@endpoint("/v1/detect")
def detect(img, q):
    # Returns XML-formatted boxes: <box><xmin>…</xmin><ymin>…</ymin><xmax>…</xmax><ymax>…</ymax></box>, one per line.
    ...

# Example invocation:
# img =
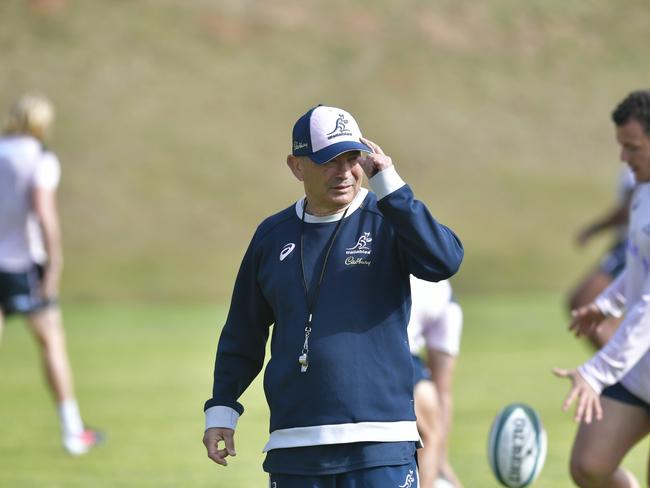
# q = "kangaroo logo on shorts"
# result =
<box><xmin>279</xmin><ymin>243</ymin><xmax>296</xmax><ymax>261</ymax></box>
<box><xmin>398</xmin><ymin>469</ymin><xmax>415</xmax><ymax>488</ymax></box>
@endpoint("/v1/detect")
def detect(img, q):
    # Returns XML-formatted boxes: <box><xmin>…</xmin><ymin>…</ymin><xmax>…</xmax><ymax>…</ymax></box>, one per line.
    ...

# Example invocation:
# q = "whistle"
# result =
<box><xmin>298</xmin><ymin>353</ymin><xmax>308</xmax><ymax>373</ymax></box>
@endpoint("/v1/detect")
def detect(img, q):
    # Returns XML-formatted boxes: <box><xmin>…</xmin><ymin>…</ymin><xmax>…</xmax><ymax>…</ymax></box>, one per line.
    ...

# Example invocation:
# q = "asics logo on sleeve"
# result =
<box><xmin>279</xmin><ymin>243</ymin><xmax>296</xmax><ymax>261</ymax></box>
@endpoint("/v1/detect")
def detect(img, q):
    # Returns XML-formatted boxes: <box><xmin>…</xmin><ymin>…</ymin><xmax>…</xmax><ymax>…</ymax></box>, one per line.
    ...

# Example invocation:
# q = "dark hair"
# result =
<box><xmin>611</xmin><ymin>90</ymin><xmax>650</xmax><ymax>136</ymax></box>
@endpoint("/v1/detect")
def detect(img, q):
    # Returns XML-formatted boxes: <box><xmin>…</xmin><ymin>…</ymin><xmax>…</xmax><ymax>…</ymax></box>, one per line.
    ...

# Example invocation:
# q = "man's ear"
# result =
<box><xmin>287</xmin><ymin>155</ymin><xmax>304</xmax><ymax>182</ymax></box>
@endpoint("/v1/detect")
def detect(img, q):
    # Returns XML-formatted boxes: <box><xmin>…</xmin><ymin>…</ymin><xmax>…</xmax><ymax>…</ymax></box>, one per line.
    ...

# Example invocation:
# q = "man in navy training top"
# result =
<box><xmin>202</xmin><ymin>104</ymin><xmax>464</xmax><ymax>487</ymax></box>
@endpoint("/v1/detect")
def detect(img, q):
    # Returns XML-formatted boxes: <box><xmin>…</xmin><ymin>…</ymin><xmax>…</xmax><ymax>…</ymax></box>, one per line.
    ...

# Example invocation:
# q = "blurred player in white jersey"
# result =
<box><xmin>0</xmin><ymin>93</ymin><xmax>102</xmax><ymax>455</ymax></box>
<box><xmin>408</xmin><ymin>276</ymin><xmax>463</xmax><ymax>488</ymax></box>
<box><xmin>555</xmin><ymin>90</ymin><xmax>650</xmax><ymax>488</ymax></box>
<box><xmin>567</xmin><ymin>166</ymin><xmax>635</xmax><ymax>348</ymax></box>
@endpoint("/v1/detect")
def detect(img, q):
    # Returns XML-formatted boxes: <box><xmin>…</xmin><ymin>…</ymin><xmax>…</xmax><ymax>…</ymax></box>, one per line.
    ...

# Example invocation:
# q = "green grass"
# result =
<box><xmin>0</xmin><ymin>295</ymin><xmax>646</xmax><ymax>487</ymax></box>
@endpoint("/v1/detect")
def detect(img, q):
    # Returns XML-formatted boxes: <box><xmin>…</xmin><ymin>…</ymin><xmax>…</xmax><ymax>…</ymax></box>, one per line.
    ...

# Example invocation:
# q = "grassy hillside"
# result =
<box><xmin>1</xmin><ymin>0</ymin><xmax>650</xmax><ymax>300</ymax></box>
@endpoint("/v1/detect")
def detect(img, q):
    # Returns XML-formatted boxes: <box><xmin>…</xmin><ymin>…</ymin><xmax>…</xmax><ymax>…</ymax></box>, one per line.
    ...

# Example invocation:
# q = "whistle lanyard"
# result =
<box><xmin>298</xmin><ymin>199</ymin><xmax>350</xmax><ymax>373</ymax></box>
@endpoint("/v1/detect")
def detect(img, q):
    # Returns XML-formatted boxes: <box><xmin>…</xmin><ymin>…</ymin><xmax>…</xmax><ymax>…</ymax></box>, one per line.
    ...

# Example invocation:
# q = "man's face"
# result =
<box><xmin>616</xmin><ymin>119</ymin><xmax>650</xmax><ymax>182</ymax></box>
<box><xmin>288</xmin><ymin>151</ymin><xmax>364</xmax><ymax>215</ymax></box>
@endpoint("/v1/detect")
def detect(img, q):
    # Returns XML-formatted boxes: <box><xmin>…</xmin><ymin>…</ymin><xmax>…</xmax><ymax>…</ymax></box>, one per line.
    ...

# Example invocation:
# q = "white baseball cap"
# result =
<box><xmin>292</xmin><ymin>105</ymin><xmax>372</xmax><ymax>164</ymax></box>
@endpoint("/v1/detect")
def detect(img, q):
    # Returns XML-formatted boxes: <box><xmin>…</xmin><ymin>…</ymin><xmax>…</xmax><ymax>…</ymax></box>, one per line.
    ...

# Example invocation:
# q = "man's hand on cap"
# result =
<box><xmin>358</xmin><ymin>137</ymin><xmax>393</xmax><ymax>178</ymax></box>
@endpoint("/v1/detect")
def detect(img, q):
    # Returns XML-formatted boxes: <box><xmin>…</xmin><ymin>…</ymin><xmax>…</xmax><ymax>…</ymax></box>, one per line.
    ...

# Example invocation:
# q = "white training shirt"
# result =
<box><xmin>580</xmin><ymin>182</ymin><xmax>650</xmax><ymax>403</ymax></box>
<box><xmin>614</xmin><ymin>167</ymin><xmax>636</xmax><ymax>240</ymax></box>
<box><xmin>0</xmin><ymin>135</ymin><xmax>61</xmax><ymax>272</ymax></box>
<box><xmin>407</xmin><ymin>276</ymin><xmax>452</xmax><ymax>354</ymax></box>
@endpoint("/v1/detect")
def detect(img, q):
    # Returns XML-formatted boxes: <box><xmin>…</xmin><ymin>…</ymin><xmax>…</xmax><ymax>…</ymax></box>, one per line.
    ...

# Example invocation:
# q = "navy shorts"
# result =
<box><xmin>269</xmin><ymin>457</ymin><xmax>418</xmax><ymax>488</ymax></box>
<box><xmin>602</xmin><ymin>383</ymin><xmax>650</xmax><ymax>416</ymax></box>
<box><xmin>0</xmin><ymin>265</ymin><xmax>54</xmax><ymax>316</ymax></box>
<box><xmin>411</xmin><ymin>354</ymin><xmax>431</xmax><ymax>387</ymax></box>
<box><xmin>599</xmin><ymin>240</ymin><xmax>627</xmax><ymax>278</ymax></box>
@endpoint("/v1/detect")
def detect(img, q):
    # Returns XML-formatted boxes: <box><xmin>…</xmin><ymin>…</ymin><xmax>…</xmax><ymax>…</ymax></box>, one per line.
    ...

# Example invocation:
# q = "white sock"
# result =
<box><xmin>58</xmin><ymin>399</ymin><xmax>84</xmax><ymax>437</ymax></box>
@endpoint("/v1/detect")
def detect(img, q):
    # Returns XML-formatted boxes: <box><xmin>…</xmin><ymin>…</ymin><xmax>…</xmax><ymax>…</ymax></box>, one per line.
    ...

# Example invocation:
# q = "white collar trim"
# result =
<box><xmin>294</xmin><ymin>188</ymin><xmax>368</xmax><ymax>223</ymax></box>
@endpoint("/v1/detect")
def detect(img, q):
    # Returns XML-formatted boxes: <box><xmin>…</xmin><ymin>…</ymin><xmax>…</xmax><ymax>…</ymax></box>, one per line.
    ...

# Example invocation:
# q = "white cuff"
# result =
<box><xmin>595</xmin><ymin>296</ymin><xmax>624</xmax><ymax>318</ymax></box>
<box><xmin>576</xmin><ymin>365</ymin><xmax>605</xmax><ymax>395</ymax></box>
<box><xmin>369</xmin><ymin>166</ymin><xmax>405</xmax><ymax>200</ymax></box>
<box><xmin>205</xmin><ymin>406</ymin><xmax>240</xmax><ymax>431</ymax></box>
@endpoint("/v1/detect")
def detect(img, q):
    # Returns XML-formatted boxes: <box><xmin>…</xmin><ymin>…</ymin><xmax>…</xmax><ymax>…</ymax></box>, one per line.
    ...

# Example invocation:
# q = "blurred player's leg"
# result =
<box><xmin>414</xmin><ymin>378</ymin><xmax>440</xmax><ymax>488</ymax></box>
<box><xmin>27</xmin><ymin>307</ymin><xmax>74</xmax><ymax>402</ymax></box>
<box><xmin>26</xmin><ymin>306</ymin><xmax>102</xmax><ymax>455</ymax></box>
<box><xmin>0</xmin><ymin>311</ymin><xmax>4</xmax><ymax>345</ymax></box>
<box><xmin>427</xmin><ymin>349</ymin><xmax>462</xmax><ymax>488</ymax></box>
<box><xmin>570</xmin><ymin>396</ymin><xmax>649</xmax><ymax>487</ymax></box>
<box><xmin>425</xmin><ymin>301</ymin><xmax>463</xmax><ymax>488</ymax></box>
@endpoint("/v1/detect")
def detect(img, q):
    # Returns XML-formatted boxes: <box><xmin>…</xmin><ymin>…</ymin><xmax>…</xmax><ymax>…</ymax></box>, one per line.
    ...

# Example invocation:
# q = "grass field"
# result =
<box><xmin>0</xmin><ymin>294</ymin><xmax>646</xmax><ymax>487</ymax></box>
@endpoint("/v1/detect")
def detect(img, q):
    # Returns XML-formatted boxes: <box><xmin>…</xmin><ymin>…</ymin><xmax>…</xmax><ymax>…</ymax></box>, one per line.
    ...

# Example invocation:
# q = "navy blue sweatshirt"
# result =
<box><xmin>205</xmin><ymin>168</ymin><xmax>463</xmax><ymax>454</ymax></box>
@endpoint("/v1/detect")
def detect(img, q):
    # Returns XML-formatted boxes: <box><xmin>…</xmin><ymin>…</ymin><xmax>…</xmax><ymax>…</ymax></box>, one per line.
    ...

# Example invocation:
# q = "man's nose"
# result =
<box><xmin>620</xmin><ymin>148</ymin><xmax>628</xmax><ymax>163</ymax></box>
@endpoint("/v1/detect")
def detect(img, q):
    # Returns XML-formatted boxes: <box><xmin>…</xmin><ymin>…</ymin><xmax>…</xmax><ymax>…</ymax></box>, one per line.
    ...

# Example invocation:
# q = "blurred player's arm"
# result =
<box><xmin>552</xmin><ymin>367</ymin><xmax>602</xmax><ymax>424</ymax></box>
<box><xmin>556</xmin><ymin>272</ymin><xmax>650</xmax><ymax>423</ymax></box>
<box><xmin>575</xmin><ymin>193</ymin><xmax>631</xmax><ymax>246</ymax></box>
<box><xmin>578</xmin><ymin>273</ymin><xmax>650</xmax><ymax>393</ymax></box>
<box><xmin>569</xmin><ymin>271</ymin><xmax>626</xmax><ymax>337</ymax></box>
<box><xmin>33</xmin><ymin>185</ymin><xmax>63</xmax><ymax>299</ymax></box>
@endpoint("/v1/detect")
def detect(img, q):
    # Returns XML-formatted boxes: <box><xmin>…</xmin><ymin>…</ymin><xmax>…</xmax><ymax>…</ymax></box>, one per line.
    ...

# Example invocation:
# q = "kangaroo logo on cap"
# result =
<box><xmin>326</xmin><ymin>114</ymin><xmax>353</xmax><ymax>140</ymax></box>
<box><xmin>327</xmin><ymin>114</ymin><xmax>348</xmax><ymax>135</ymax></box>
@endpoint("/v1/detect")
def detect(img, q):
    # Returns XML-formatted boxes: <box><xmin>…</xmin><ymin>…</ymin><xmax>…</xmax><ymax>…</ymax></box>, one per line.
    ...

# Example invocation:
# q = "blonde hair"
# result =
<box><xmin>5</xmin><ymin>93</ymin><xmax>55</xmax><ymax>140</ymax></box>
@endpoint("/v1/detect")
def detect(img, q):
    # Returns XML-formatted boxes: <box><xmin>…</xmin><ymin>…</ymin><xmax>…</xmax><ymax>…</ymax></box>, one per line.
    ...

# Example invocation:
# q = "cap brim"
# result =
<box><xmin>309</xmin><ymin>141</ymin><xmax>372</xmax><ymax>165</ymax></box>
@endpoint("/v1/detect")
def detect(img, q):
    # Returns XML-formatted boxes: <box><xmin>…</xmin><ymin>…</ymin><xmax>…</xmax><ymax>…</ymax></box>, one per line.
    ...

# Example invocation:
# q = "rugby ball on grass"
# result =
<box><xmin>487</xmin><ymin>403</ymin><xmax>547</xmax><ymax>488</ymax></box>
